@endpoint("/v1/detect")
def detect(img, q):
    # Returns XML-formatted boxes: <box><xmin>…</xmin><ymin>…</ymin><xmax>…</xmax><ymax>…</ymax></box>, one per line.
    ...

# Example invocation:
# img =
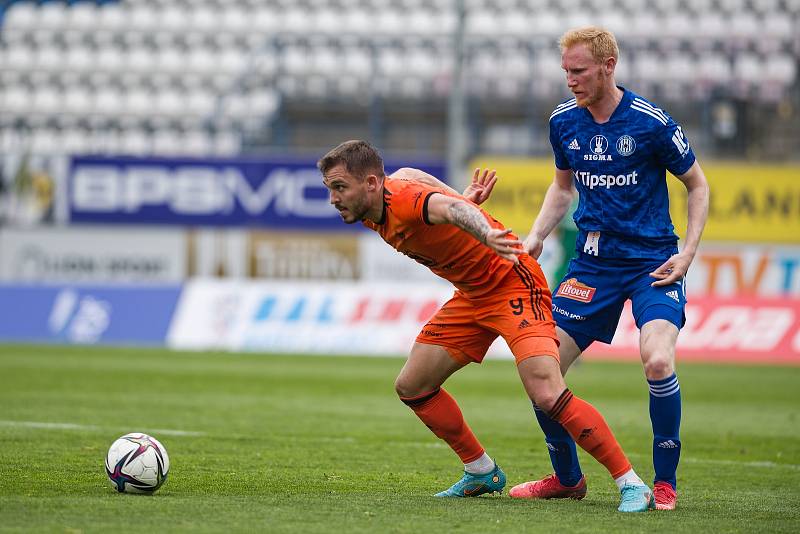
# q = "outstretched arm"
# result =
<box><xmin>390</xmin><ymin>167</ymin><xmax>459</xmax><ymax>195</ymax></box>
<box><xmin>389</xmin><ymin>167</ymin><xmax>498</xmax><ymax>205</ymax></box>
<box><xmin>650</xmin><ymin>161</ymin><xmax>710</xmax><ymax>286</ymax></box>
<box><xmin>523</xmin><ymin>168</ymin><xmax>576</xmax><ymax>259</ymax></box>
<box><xmin>425</xmin><ymin>193</ymin><xmax>522</xmax><ymax>264</ymax></box>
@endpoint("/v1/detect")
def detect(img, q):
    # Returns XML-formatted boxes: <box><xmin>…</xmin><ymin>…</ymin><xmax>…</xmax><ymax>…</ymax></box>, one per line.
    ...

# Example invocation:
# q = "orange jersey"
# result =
<box><xmin>362</xmin><ymin>177</ymin><xmax>519</xmax><ymax>297</ymax></box>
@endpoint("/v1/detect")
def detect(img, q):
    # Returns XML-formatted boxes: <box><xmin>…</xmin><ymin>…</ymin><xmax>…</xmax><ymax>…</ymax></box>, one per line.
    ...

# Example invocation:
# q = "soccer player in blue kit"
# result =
<box><xmin>509</xmin><ymin>27</ymin><xmax>710</xmax><ymax>511</ymax></box>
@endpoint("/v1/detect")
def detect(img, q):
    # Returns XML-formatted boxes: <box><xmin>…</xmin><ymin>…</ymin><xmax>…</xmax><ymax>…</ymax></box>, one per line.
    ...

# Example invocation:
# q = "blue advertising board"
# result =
<box><xmin>67</xmin><ymin>155</ymin><xmax>446</xmax><ymax>229</ymax></box>
<box><xmin>0</xmin><ymin>284</ymin><xmax>181</xmax><ymax>345</ymax></box>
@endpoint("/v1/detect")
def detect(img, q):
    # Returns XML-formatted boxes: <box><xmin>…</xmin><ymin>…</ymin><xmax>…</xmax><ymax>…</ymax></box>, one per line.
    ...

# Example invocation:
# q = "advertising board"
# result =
<box><xmin>0</xmin><ymin>284</ymin><xmax>181</xmax><ymax>345</ymax></box>
<box><xmin>167</xmin><ymin>280</ymin><xmax>799</xmax><ymax>364</ymax></box>
<box><xmin>469</xmin><ymin>157</ymin><xmax>800</xmax><ymax>244</ymax></box>
<box><xmin>0</xmin><ymin>227</ymin><xmax>186</xmax><ymax>283</ymax></box>
<box><xmin>68</xmin><ymin>155</ymin><xmax>445</xmax><ymax>229</ymax></box>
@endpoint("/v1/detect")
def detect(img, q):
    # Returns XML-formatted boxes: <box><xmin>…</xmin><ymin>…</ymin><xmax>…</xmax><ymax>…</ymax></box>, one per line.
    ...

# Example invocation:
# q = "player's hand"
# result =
<box><xmin>462</xmin><ymin>168</ymin><xmax>498</xmax><ymax>205</ymax></box>
<box><xmin>650</xmin><ymin>252</ymin><xmax>692</xmax><ymax>287</ymax></box>
<box><xmin>485</xmin><ymin>228</ymin><xmax>523</xmax><ymax>264</ymax></box>
<box><xmin>522</xmin><ymin>233</ymin><xmax>544</xmax><ymax>260</ymax></box>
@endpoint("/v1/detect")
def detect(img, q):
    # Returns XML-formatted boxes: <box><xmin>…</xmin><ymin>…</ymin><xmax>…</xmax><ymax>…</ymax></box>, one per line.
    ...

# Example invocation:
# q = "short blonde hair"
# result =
<box><xmin>559</xmin><ymin>26</ymin><xmax>619</xmax><ymax>63</ymax></box>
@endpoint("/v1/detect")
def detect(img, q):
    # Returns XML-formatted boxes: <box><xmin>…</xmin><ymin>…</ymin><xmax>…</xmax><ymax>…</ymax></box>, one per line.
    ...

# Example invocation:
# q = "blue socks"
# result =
<box><xmin>532</xmin><ymin>403</ymin><xmax>582</xmax><ymax>487</ymax></box>
<box><xmin>649</xmin><ymin>373</ymin><xmax>681</xmax><ymax>489</ymax></box>
<box><xmin>533</xmin><ymin>373</ymin><xmax>682</xmax><ymax>490</ymax></box>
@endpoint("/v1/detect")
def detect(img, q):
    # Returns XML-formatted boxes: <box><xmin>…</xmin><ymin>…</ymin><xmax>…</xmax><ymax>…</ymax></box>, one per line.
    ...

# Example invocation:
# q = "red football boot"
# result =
<box><xmin>654</xmin><ymin>481</ymin><xmax>677</xmax><ymax>510</ymax></box>
<box><xmin>509</xmin><ymin>473</ymin><xmax>587</xmax><ymax>500</ymax></box>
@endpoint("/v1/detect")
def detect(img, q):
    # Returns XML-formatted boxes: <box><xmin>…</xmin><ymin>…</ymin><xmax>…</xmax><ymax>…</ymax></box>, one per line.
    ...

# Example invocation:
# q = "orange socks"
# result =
<box><xmin>400</xmin><ymin>388</ymin><xmax>485</xmax><ymax>464</ymax></box>
<box><xmin>549</xmin><ymin>389</ymin><xmax>632</xmax><ymax>479</ymax></box>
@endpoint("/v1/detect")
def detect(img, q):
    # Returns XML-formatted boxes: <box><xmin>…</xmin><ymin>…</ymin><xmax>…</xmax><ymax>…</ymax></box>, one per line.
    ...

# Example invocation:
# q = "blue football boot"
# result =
<box><xmin>434</xmin><ymin>463</ymin><xmax>506</xmax><ymax>497</ymax></box>
<box><xmin>617</xmin><ymin>483</ymin><xmax>656</xmax><ymax>512</ymax></box>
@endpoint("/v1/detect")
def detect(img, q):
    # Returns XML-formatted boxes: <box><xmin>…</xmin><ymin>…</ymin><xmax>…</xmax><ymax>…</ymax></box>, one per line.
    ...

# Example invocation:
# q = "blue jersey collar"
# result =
<box><xmin>581</xmin><ymin>86</ymin><xmax>632</xmax><ymax>125</ymax></box>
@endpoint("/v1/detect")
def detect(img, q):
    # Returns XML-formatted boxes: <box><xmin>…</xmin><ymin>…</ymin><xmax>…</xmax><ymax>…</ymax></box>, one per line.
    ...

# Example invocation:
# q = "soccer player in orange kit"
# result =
<box><xmin>318</xmin><ymin>140</ymin><xmax>654</xmax><ymax>512</ymax></box>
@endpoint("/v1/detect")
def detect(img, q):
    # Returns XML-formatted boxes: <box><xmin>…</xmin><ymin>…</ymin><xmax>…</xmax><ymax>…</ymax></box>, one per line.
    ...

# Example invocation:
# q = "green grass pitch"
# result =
<box><xmin>0</xmin><ymin>344</ymin><xmax>798</xmax><ymax>533</ymax></box>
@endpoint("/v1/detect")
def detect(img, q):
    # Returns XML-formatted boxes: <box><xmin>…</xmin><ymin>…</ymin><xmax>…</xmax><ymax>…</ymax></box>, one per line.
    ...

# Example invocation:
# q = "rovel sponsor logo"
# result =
<box><xmin>556</xmin><ymin>278</ymin><xmax>596</xmax><ymax>303</ymax></box>
<box><xmin>70</xmin><ymin>165</ymin><xmax>335</xmax><ymax>218</ymax></box>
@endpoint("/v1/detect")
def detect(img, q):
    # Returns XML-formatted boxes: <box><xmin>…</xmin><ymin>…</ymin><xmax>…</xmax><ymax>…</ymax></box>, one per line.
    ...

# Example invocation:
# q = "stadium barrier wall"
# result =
<box><xmin>3</xmin><ymin>227</ymin><xmax>798</xmax><ymax>297</ymax></box>
<box><xmin>0</xmin><ymin>284</ymin><xmax>181</xmax><ymax>345</ymax></box>
<box><xmin>1</xmin><ymin>279</ymin><xmax>797</xmax><ymax>364</ymax></box>
<box><xmin>166</xmin><ymin>279</ymin><xmax>800</xmax><ymax>365</ymax></box>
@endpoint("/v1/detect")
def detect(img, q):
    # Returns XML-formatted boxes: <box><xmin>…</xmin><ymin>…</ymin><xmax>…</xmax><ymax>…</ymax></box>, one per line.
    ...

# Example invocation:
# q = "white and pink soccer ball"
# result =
<box><xmin>105</xmin><ymin>433</ymin><xmax>169</xmax><ymax>494</ymax></box>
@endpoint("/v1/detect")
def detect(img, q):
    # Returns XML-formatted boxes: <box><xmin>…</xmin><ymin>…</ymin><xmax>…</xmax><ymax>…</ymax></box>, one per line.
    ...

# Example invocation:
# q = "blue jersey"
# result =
<box><xmin>549</xmin><ymin>87</ymin><xmax>695</xmax><ymax>259</ymax></box>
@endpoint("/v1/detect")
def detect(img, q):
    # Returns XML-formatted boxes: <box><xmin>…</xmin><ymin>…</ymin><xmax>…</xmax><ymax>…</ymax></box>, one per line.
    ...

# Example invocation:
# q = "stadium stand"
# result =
<box><xmin>0</xmin><ymin>0</ymin><xmax>797</xmax><ymax>159</ymax></box>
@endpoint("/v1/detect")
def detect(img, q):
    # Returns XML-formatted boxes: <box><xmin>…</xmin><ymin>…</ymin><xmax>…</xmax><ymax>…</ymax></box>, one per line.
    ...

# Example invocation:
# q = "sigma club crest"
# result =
<box><xmin>616</xmin><ymin>135</ymin><xmax>637</xmax><ymax>156</ymax></box>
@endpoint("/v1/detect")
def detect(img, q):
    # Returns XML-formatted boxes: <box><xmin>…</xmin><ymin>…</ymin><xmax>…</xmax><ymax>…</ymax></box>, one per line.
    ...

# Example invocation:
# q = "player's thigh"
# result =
<box><xmin>475</xmin><ymin>264</ymin><xmax>559</xmax><ymax>365</ymax></box>
<box><xmin>395</xmin><ymin>342</ymin><xmax>467</xmax><ymax>398</ymax></box>
<box><xmin>552</xmin><ymin>257</ymin><xmax>627</xmax><ymax>345</ymax></box>
<box><xmin>629</xmin><ymin>271</ymin><xmax>684</xmax><ymax>378</ymax></box>
<box><xmin>415</xmin><ymin>291</ymin><xmax>497</xmax><ymax>366</ymax></box>
<box><xmin>638</xmin><ymin>319</ymin><xmax>679</xmax><ymax>379</ymax></box>
<box><xmin>556</xmin><ymin>326</ymin><xmax>582</xmax><ymax>375</ymax></box>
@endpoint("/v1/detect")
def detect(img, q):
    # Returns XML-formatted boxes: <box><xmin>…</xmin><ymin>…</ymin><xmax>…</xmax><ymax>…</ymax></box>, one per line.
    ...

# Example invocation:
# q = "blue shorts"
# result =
<box><xmin>551</xmin><ymin>253</ymin><xmax>686</xmax><ymax>351</ymax></box>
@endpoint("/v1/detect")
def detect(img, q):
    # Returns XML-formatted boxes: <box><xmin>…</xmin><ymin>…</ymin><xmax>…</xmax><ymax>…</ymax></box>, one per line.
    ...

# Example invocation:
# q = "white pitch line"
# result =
<box><xmin>627</xmin><ymin>452</ymin><xmax>800</xmax><ymax>471</ymax></box>
<box><xmin>0</xmin><ymin>420</ymin><xmax>206</xmax><ymax>437</ymax></box>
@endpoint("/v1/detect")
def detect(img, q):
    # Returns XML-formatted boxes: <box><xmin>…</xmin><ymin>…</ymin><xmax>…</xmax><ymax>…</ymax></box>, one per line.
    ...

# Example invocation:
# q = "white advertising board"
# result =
<box><xmin>685</xmin><ymin>243</ymin><xmax>800</xmax><ymax>297</ymax></box>
<box><xmin>0</xmin><ymin>226</ymin><xmax>187</xmax><ymax>283</ymax></box>
<box><xmin>168</xmin><ymin>279</ymin><xmax>455</xmax><ymax>356</ymax></box>
<box><xmin>168</xmin><ymin>279</ymin><xmax>800</xmax><ymax>364</ymax></box>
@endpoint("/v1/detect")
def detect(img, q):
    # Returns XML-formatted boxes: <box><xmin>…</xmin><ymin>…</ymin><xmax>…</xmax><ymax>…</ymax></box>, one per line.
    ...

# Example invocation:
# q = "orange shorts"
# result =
<box><xmin>416</xmin><ymin>258</ymin><xmax>559</xmax><ymax>365</ymax></box>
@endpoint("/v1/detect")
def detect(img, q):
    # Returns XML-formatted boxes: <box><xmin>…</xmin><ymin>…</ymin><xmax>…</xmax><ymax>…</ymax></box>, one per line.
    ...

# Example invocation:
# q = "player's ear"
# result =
<box><xmin>604</xmin><ymin>56</ymin><xmax>616</xmax><ymax>75</ymax></box>
<box><xmin>365</xmin><ymin>174</ymin><xmax>379</xmax><ymax>192</ymax></box>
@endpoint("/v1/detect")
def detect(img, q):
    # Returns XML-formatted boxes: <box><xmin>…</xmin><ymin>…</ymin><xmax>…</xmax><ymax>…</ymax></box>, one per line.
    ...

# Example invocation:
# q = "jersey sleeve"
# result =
<box><xmin>549</xmin><ymin>118</ymin><xmax>571</xmax><ymax>170</ymax></box>
<box><xmin>654</xmin><ymin>118</ymin><xmax>696</xmax><ymax>176</ymax></box>
<box><xmin>388</xmin><ymin>179</ymin><xmax>437</xmax><ymax>226</ymax></box>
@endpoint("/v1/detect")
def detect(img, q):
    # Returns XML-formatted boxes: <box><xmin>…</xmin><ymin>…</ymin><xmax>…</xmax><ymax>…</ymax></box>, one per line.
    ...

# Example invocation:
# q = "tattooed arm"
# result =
<box><xmin>390</xmin><ymin>167</ymin><xmax>498</xmax><ymax>205</ymax></box>
<box><xmin>426</xmin><ymin>193</ymin><xmax>522</xmax><ymax>264</ymax></box>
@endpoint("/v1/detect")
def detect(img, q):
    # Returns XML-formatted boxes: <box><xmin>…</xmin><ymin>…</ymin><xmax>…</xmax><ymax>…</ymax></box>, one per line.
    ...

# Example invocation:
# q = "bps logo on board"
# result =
<box><xmin>556</xmin><ymin>278</ymin><xmax>596</xmax><ymax>303</ymax></box>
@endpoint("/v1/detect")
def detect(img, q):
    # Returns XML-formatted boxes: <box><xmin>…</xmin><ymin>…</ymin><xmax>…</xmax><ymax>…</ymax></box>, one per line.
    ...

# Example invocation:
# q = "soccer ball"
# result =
<box><xmin>105</xmin><ymin>433</ymin><xmax>169</xmax><ymax>494</ymax></box>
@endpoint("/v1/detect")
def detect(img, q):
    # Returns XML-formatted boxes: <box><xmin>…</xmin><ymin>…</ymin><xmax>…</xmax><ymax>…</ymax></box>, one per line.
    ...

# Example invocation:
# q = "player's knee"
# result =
<box><xmin>394</xmin><ymin>374</ymin><xmax>427</xmax><ymax>399</ymax></box>
<box><xmin>518</xmin><ymin>359</ymin><xmax>566</xmax><ymax>411</ymax></box>
<box><xmin>530</xmin><ymin>390</ymin><xmax>561</xmax><ymax>413</ymax></box>
<box><xmin>643</xmin><ymin>356</ymin><xmax>674</xmax><ymax>380</ymax></box>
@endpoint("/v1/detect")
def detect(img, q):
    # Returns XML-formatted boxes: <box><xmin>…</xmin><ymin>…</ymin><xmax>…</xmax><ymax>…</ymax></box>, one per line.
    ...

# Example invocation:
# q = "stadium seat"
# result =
<box><xmin>2</xmin><ymin>2</ymin><xmax>37</xmax><ymax>33</ymax></box>
<box><xmin>220</xmin><ymin>6</ymin><xmax>251</xmax><ymax>35</ymax></box>
<box><xmin>64</xmin><ymin>46</ymin><xmax>94</xmax><ymax>74</ymax></box>
<box><xmin>123</xmin><ymin>88</ymin><xmax>155</xmax><ymax>119</ymax></box>
<box><xmin>34</xmin><ymin>44</ymin><xmax>65</xmax><ymax>74</ymax></box>
<box><xmin>4</xmin><ymin>43</ymin><xmax>36</xmax><ymax>72</ymax></box>
<box><xmin>63</xmin><ymin>87</ymin><xmax>93</xmax><ymax>116</ymax></box>
<box><xmin>67</xmin><ymin>3</ymin><xmax>99</xmax><ymax>33</ymax></box>
<box><xmin>374</xmin><ymin>8</ymin><xmax>406</xmax><ymax>36</ymax></box>
<box><xmin>119</xmin><ymin>128</ymin><xmax>152</xmax><ymax>155</ymax></box>
<box><xmin>763</xmin><ymin>54</ymin><xmax>797</xmax><ymax>87</ymax></box>
<box><xmin>128</xmin><ymin>4</ymin><xmax>158</xmax><ymax>33</ymax></box>
<box><xmin>190</xmin><ymin>6</ymin><xmax>218</xmax><ymax>34</ymax></box>
<box><xmin>1</xmin><ymin>86</ymin><xmax>32</xmax><ymax>116</ymax></box>
<box><xmin>31</xmin><ymin>87</ymin><xmax>61</xmax><ymax>116</ymax></box>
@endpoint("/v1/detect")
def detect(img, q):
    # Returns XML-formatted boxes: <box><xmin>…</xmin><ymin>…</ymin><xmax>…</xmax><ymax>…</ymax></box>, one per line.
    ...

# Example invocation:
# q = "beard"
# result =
<box><xmin>575</xmin><ymin>70</ymin><xmax>607</xmax><ymax>108</ymax></box>
<box><xmin>336</xmin><ymin>199</ymin><xmax>369</xmax><ymax>224</ymax></box>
